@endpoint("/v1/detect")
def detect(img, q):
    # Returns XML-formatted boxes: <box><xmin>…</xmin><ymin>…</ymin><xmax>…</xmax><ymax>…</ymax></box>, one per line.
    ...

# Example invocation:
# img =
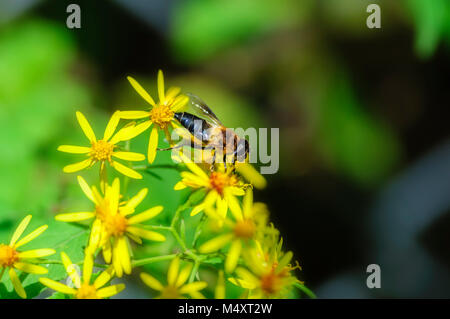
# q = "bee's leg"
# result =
<box><xmin>209</xmin><ymin>148</ymin><xmax>216</xmax><ymax>172</ymax></box>
<box><xmin>157</xmin><ymin>144</ymin><xmax>183</xmax><ymax>151</ymax></box>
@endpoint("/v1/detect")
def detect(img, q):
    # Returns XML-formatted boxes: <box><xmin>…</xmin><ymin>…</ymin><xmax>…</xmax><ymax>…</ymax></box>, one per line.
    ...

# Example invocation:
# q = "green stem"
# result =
<box><xmin>132</xmin><ymin>254</ymin><xmax>178</xmax><ymax>268</ymax></box>
<box><xmin>294</xmin><ymin>282</ymin><xmax>317</xmax><ymax>299</ymax></box>
<box><xmin>0</xmin><ymin>268</ymin><xmax>5</xmax><ymax>282</ymax></box>
<box><xmin>188</xmin><ymin>260</ymin><xmax>200</xmax><ymax>283</ymax></box>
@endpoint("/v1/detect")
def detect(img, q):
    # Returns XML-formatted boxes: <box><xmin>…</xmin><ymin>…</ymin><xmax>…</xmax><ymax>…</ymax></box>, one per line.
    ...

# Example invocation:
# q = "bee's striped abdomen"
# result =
<box><xmin>174</xmin><ymin>112</ymin><xmax>211</xmax><ymax>142</ymax></box>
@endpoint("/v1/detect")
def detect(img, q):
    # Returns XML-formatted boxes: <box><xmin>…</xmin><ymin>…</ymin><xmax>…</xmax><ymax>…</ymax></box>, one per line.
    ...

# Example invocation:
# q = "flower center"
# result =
<box><xmin>95</xmin><ymin>200</ymin><xmax>111</xmax><ymax>221</ymax></box>
<box><xmin>76</xmin><ymin>283</ymin><xmax>99</xmax><ymax>299</ymax></box>
<box><xmin>160</xmin><ymin>285</ymin><xmax>181</xmax><ymax>299</ymax></box>
<box><xmin>233</xmin><ymin>219</ymin><xmax>256</xmax><ymax>239</ymax></box>
<box><xmin>0</xmin><ymin>244</ymin><xmax>19</xmax><ymax>268</ymax></box>
<box><xmin>150</xmin><ymin>104</ymin><xmax>174</xmax><ymax>129</ymax></box>
<box><xmin>103</xmin><ymin>213</ymin><xmax>128</xmax><ymax>237</ymax></box>
<box><xmin>260</xmin><ymin>270</ymin><xmax>283</xmax><ymax>296</ymax></box>
<box><xmin>209</xmin><ymin>172</ymin><xmax>236</xmax><ymax>196</ymax></box>
<box><xmin>90</xmin><ymin>140</ymin><xmax>114</xmax><ymax>162</ymax></box>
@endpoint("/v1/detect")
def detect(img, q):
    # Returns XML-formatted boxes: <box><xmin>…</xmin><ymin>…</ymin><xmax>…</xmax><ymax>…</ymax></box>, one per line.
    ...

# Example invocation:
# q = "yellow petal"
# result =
<box><xmin>112</xmin><ymin>239</ymin><xmax>123</xmax><ymax>278</ymax></box>
<box><xmin>147</xmin><ymin>126</ymin><xmax>159</xmax><ymax>164</ymax></box>
<box><xmin>157</xmin><ymin>69</ymin><xmax>165</xmax><ymax>102</ymax></box>
<box><xmin>165</xmin><ymin>87</ymin><xmax>181</xmax><ymax>101</ymax></box>
<box><xmin>77</xmin><ymin>176</ymin><xmax>95</xmax><ymax>203</ymax></box>
<box><xmin>235</xmin><ymin>267</ymin><xmax>260</xmax><ymax>286</ymax></box>
<box><xmin>112</xmin><ymin>161</ymin><xmax>143</xmax><ymax>179</ymax></box>
<box><xmin>39</xmin><ymin>277</ymin><xmax>76</xmax><ymax>295</ymax></box>
<box><xmin>102</xmin><ymin>111</ymin><xmax>120</xmax><ymax>141</ymax></box>
<box><xmin>110</xmin><ymin>121</ymin><xmax>152</xmax><ymax>144</ymax></box>
<box><xmin>10</xmin><ymin>215</ymin><xmax>32</xmax><ymax>246</ymax></box>
<box><xmin>57</xmin><ymin>145</ymin><xmax>91</xmax><ymax>154</ymax></box>
<box><xmin>94</xmin><ymin>266</ymin><xmax>115</xmax><ymax>289</ymax></box>
<box><xmin>243</xmin><ymin>187</ymin><xmax>253</xmax><ymax>219</ymax></box>
<box><xmin>225</xmin><ymin>193</ymin><xmax>243</xmax><ymax>221</ymax></box>
<box><xmin>83</xmin><ymin>250</ymin><xmax>94</xmax><ymax>284</ymax></box>
<box><xmin>179</xmin><ymin>281</ymin><xmax>208</xmax><ymax>294</ymax></box>
<box><xmin>109</xmin><ymin>177</ymin><xmax>121</xmax><ymax>214</ymax></box>
<box><xmin>167</xmin><ymin>257</ymin><xmax>180</xmax><ymax>286</ymax></box>
<box><xmin>15</xmin><ymin>225</ymin><xmax>48</xmax><ymax>248</ymax></box>
<box><xmin>225</xmin><ymin>240</ymin><xmax>242</xmax><ymax>273</ymax></box>
<box><xmin>89</xmin><ymin>219</ymin><xmax>102</xmax><ymax>249</ymax></box>
<box><xmin>120</xmin><ymin>111</ymin><xmax>150</xmax><ymax>119</ymax></box>
<box><xmin>61</xmin><ymin>252</ymin><xmax>81</xmax><ymax>288</ymax></box>
<box><xmin>180</xmin><ymin>153</ymin><xmax>209</xmax><ymax>180</ymax></box>
<box><xmin>14</xmin><ymin>262</ymin><xmax>48</xmax><ymax>275</ymax></box>
<box><xmin>126</xmin><ymin>227</ymin><xmax>166</xmax><ymax>242</ymax></box>
<box><xmin>63</xmin><ymin>158</ymin><xmax>93</xmax><ymax>173</ymax></box>
<box><xmin>127</xmin><ymin>76</ymin><xmax>156</xmax><ymax>106</ymax></box>
<box><xmin>113</xmin><ymin>151</ymin><xmax>145</xmax><ymax>161</ymax></box>
<box><xmin>127</xmin><ymin>206</ymin><xmax>163</xmax><ymax>225</ymax></box>
<box><xmin>215</xmin><ymin>270</ymin><xmax>225</xmax><ymax>299</ymax></box>
<box><xmin>124</xmin><ymin>188</ymin><xmax>148</xmax><ymax>212</ymax></box>
<box><xmin>190</xmin><ymin>204</ymin><xmax>204</xmax><ymax>216</ymax></box>
<box><xmin>118</xmin><ymin>237</ymin><xmax>132</xmax><ymax>275</ymax></box>
<box><xmin>102</xmin><ymin>240</ymin><xmax>112</xmax><ymax>263</ymax></box>
<box><xmin>19</xmin><ymin>248</ymin><xmax>55</xmax><ymax>259</ymax></box>
<box><xmin>55</xmin><ymin>212</ymin><xmax>95</xmax><ymax>222</ymax></box>
<box><xmin>228</xmin><ymin>277</ymin><xmax>257</xmax><ymax>289</ymax></box>
<box><xmin>174</xmin><ymin>181</ymin><xmax>187</xmax><ymax>190</ymax></box>
<box><xmin>9</xmin><ymin>268</ymin><xmax>26</xmax><ymax>298</ymax></box>
<box><xmin>97</xmin><ymin>284</ymin><xmax>125</xmax><ymax>298</ymax></box>
<box><xmin>175</xmin><ymin>264</ymin><xmax>193</xmax><ymax>288</ymax></box>
<box><xmin>171</xmin><ymin>95</ymin><xmax>189</xmax><ymax>112</ymax></box>
<box><xmin>76</xmin><ymin>111</ymin><xmax>97</xmax><ymax>143</ymax></box>
<box><xmin>236</xmin><ymin>163</ymin><xmax>267</xmax><ymax>189</ymax></box>
<box><xmin>216</xmin><ymin>196</ymin><xmax>228</xmax><ymax>219</ymax></box>
<box><xmin>198</xmin><ymin>233</ymin><xmax>233</xmax><ymax>254</ymax></box>
<box><xmin>140</xmin><ymin>272</ymin><xmax>164</xmax><ymax>291</ymax></box>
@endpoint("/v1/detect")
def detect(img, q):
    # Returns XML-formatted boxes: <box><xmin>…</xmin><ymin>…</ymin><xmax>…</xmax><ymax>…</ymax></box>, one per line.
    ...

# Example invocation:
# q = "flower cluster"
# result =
<box><xmin>1</xmin><ymin>70</ymin><xmax>309</xmax><ymax>299</ymax></box>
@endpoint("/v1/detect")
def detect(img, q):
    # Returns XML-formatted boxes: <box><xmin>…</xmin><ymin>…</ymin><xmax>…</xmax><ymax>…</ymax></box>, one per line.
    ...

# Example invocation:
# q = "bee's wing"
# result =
<box><xmin>186</xmin><ymin>93</ymin><xmax>223</xmax><ymax>127</ymax></box>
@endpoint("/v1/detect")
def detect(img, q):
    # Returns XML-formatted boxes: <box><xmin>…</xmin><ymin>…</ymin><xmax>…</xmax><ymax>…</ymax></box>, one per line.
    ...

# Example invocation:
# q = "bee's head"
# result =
<box><xmin>236</xmin><ymin>138</ymin><xmax>250</xmax><ymax>163</ymax></box>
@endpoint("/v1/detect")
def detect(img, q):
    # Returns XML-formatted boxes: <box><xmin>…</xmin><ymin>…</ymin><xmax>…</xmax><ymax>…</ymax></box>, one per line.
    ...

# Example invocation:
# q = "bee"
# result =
<box><xmin>163</xmin><ymin>93</ymin><xmax>250</xmax><ymax>169</ymax></box>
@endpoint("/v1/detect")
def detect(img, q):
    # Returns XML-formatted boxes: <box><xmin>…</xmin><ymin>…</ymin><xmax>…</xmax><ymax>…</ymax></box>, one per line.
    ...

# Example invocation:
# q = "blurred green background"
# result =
<box><xmin>1</xmin><ymin>0</ymin><xmax>450</xmax><ymax>298</ymax></box>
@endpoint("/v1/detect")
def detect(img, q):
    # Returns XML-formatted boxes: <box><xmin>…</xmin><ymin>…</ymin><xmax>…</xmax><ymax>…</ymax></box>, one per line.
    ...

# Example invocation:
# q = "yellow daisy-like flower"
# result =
<box><xmin>39</xmin><ymin>249</ymin><xmax>125</xmax><ymax>299</ymax></box>
<box><xmin>198</xmin><ymin>188</ymin><xmax>264</xmax><ymax>273</ymax></box>
<box><xmin>140</xmin><ymin>256</ymin><xmax>207</xmax><ymax>299</ymax></box>
<box><xmin>58</xmin><ymin>111</ymin><xmax>149</xmax><ymax>179</ymax></box>
<box><xmin>228</xmin><ymin>237</ymin><xmax>302</xmax><ymax>299</ymax></box>
<box><xmin>121</xmin><ymin>70</ymin><xmax>189</xmax><ymax>163</ymax></box>
<box><xmin>55</xmin><ymin>177</ymin><xmax>166</xmax><ymax>278</ymax></box>
<box><xmin>174</xmin><ymin>153</ymin><xmax>247</xmax><ymax>219</ymax></box>
<box><xmin>0</xmin><ymin>215</ymin><xmax>55</xmax><ymax>298</ymax></box>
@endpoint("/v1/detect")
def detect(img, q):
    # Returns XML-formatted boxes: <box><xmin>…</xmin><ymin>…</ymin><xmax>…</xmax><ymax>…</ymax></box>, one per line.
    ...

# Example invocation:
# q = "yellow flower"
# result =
<box><xmin>58</xmin><ymin>111</ymin><xmax>149</xmax><ymax>179</ymax></box>
<box><xmin>55</xmin><ymin>177</ymin><xmax>166</xmax><ymax>277</ymax></box>
<box><xmin>0</xmin><ymin>215</ymin><xmax>55</xmax><ymax>298</ymax></box>
<box><xmin>198</xmin><ymin>188</ymin><xmax>264</xmax><ymax>273</ymax></box>
<box><xmin>121</xmin><ymin>70</ymin><xmax>189</xmax><ymax>163</ymax></box>
<box><xmin>39</xmin><ymin>249</ymin><xmax>125</xmax><ymax>299</ymax></box>
<box><xmin>174</xmin><ymin>153</ymin><xmax>247</xmax><ymax>219</ymax></box>
<box><xmin>228</xmin><ymin>236</ymin><xmax>301</xmax><ymax>299</ymax></box>
<box><xmin>140</xmin><ymin>257</ymin><xmax>207</xmax><ymax>299</ymax></box>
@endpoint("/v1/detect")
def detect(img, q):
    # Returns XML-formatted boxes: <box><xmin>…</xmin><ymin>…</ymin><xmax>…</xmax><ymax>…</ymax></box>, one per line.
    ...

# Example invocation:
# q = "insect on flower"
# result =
<box><xmin>169</xmin><ymin>93</ymin><xmax>250</xmax><ymax>170</ymax></box>
<box><xmin>0</xmin><ymin>215</ymin><xmax>55</xmax><ymax>298</ymax></box>
<box><xmin>58</xmin><ymin>111</ymin><xmax>149</xmax><ymax>180</ymax></box>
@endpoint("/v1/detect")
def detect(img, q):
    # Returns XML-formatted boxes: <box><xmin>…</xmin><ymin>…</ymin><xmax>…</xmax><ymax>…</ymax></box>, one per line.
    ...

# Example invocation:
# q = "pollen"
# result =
<box><xmin>76</xmin><ymin>283</ymin><xmax>99</xmax><ymax>299</ymax></box>
<box><xmin>0</xmin><ymin>244</ymin><xmax>19</xmax><ymax>268</ymax></box>
<box><xmin>103</xmin><ymin>214</ymin><xmax>128</xmax><ymax>237</ymax></box>
<box><xmin>209</xmin><ymin>172</ymin><xmax>237</xmax><ymax>196</ymax></box>
<box><xmin>233</xmin><ymin>219</ymin><xmax>256</xmax><ymax>240</ymax></box>
<box><xmin>90</xmin><ymin>140</ymin><xmax>115</xmax><ymax>162</ymax></box>
<box><xmin>150</xmin><ymin>104</ymin><xmax>174</xmax><ymax>129</ymax></box>
<box><xmin>260</xmin><ymin>270</ymin><xmax>283</xmax><ymax>296</ymax></box>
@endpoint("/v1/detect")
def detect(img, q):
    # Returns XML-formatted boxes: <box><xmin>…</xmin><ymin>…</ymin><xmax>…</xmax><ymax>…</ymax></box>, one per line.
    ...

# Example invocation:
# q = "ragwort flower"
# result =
<box><xmin>55</xmin><ymin>177</ymin><xmax>166</xmax><ymax>278</ymax></box>
<box><xmin>198</xmin><ymin>188</ymin><xmax>264</xmax><ymax>273</ymax></box>
<box><xmin>39</xmin><ymin>249</ymin><xmax>125</xmax><ymax>299</ymax></box>
<box><xmin>140</xmin><ymin>256</ymin><xmax>207</xmax><ymax>299</ymax></box>
<box><xmin>58</xmin><ymin>111</ymin><xmax>148</xmax><ymax>179</ymax></box>
<box><xmin>228</xmin><ymin>237</ymin><xmax>302</xmax><ymax>299</ymax></box>
<box><xmin>0</xmin><ymin>215</ymin><xmax>55</xmax><ymax>298</ymax></box>
<box><xmin>174</xmin><ymin>153</ymin><xmax>247</xmax><ymax>219</ymax></box>
<box><xmin>121</xmin><ymin>70</ymin><xmax>189</xmax><ymax>163</ymax></box>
